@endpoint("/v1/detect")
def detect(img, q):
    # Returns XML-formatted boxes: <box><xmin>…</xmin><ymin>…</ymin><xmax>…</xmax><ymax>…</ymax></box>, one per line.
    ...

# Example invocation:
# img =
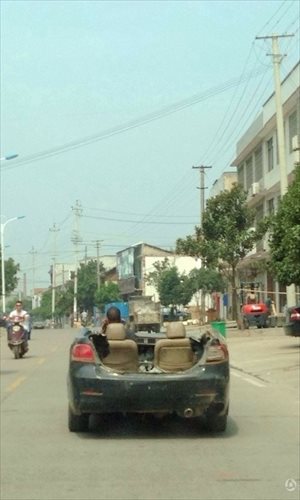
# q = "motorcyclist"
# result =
<box><xmin>8</xmin><ymin>300</ymin><xmax>31</xmax><ymax>343</ymax></box>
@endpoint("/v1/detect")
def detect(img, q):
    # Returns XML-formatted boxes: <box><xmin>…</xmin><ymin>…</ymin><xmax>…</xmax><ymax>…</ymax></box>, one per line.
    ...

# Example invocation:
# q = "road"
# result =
<box><xmin>0</xmin><ymin>325</ymin><xmax>299</xmax><ymax>500</ymax></box>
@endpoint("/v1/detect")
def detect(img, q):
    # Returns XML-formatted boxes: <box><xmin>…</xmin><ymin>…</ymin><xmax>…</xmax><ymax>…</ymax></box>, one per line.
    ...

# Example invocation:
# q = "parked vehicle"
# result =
<box><xmin>284</xmin><ymin>306</ymin><xmax>300</xmax><ymax>337</ymax></box>
<box><xmin>128</xmin><ymin>295</ymin><xmax>161</xmax><ymax>333</ymax></box>
<box><xmin>242</xmin><ymin>302</ymin><xmax>269</xmax><ymax>328</ymax></box>
<box><xmin>32</xmin><ymin>319</ymin><xmax>45</xmax><ymax>329</ymax></box>
<box><xmin>67</xmin><ymin>322</ymin><xmax>230</xmax><ymax>433</ymax></box>
<box><xmin>7</xmin><ymin>320</ymin><xmax>29</xmax><ymax>359</ymax></box>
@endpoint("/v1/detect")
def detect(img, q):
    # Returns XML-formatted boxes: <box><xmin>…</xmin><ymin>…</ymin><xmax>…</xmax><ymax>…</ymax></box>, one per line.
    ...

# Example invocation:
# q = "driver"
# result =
<box><xmin>8</xmin><ymin>301</ymin><xmax>31</xmax><ymax>340</ymax></box>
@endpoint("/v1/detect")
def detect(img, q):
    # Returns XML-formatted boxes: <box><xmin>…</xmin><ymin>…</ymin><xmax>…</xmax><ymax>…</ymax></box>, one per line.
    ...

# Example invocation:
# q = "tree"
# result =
<box><xmin>146</xmin><ymin>263</ymin><xmax>194</xmax><ymax>308</ymax></box>
<box><xmin>176</xmin><ymin>184</ymin><xmax>267</xmax><ymax>319</ymax></box>
<box><xmin>0</xmin><ymin>252</ymin><xmax>20</xmax><ymax>302</ymax></box>
<box><xmin>77</xmin><ymin>260</ymin><xmax>102</xmax><ymax>312</ymax></box>
<box><xmin>94</xmin><ymin>282</ymin><xmax>121</xmax><ymax>311</ymax></box>
<box><xmin>268</xmin><ymin>164</ymin><xmax>300</xmax><ymax>286</ymax></box>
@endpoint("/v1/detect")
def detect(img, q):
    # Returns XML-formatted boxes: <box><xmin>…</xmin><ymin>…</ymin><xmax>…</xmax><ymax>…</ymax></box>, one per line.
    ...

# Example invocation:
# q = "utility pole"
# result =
<box><xmin>29</xmin><ymin>246</ymin><xmax>37</xmax><ymax>308</ymax></box>
<box><xmin>256</xmin><ymin>33</ymin><xmax>293</xmax><ymax>196</ymax></box>
<box><xmin>49</xmin><ymin>223</ymin><xmax>60</xmax><ymax>325</ymax></box>
<box><xmin>71</xmin><ymin>201</ymin><xmax>83</xmax><ymax>323</ymax></box>
<box><xmin>192</xmin><ymin>165</ymin><xmax>212</xmax><ymax>325</ymax></box>
<box><xmin>256</xmin><ymin>33</ymin><xmax>295</xmax><ymax>307</ymax></box>
<box><xmin>93</xmin><ymin>240</ymin><xmax>103</xmax><ymax>291</ymax></box>
<box><xmin>193</xmin><ymin>165</ymin><xmax>212</xmax><ymax>226</ymax></box>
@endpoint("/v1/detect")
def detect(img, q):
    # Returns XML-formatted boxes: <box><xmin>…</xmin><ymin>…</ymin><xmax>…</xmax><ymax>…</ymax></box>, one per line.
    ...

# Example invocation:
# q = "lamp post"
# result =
<box><xmin>1</xmin><ymin>216</ymin><xmax>25</xmax><ymax>312</ymax></box>
<box><xmin>0</xmin><ymin>154</ymin><xmax>19</xmax><ymax>161</ymax></box>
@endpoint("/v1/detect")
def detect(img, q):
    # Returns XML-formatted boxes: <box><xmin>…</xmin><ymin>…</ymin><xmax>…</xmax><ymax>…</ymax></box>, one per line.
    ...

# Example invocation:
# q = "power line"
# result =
<box><xmin>1</xmin><ymin>68</ymin><xmax>269</xmax><ymax>172</ymax></box>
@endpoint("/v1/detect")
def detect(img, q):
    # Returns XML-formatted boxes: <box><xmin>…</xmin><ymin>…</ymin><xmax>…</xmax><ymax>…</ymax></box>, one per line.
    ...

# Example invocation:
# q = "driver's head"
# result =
<box><xmin>15</xmin><ymin>301</ymin><xmax>23</xmax><ymax>312</ymax></box>
<box><xmin>106</xmin><ymin>306</ymin><xmax>121</xmax><ymax>323</ymax></box>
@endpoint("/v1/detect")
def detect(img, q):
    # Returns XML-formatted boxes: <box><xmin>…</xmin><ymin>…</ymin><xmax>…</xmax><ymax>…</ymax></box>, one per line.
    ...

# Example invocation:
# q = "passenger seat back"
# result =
<box><xmin>154</xmin><ymin>322</ymin><xmax>196</xmax><ymax>371</ymax></box>
<box><xmin>103</xmin><ymin>323</ymin><xmax>138</xmax><ymax>372</ymax></box>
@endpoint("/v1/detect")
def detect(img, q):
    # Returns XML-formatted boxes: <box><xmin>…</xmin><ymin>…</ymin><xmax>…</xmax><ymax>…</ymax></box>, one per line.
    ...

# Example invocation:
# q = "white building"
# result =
<box><xmin>231</xmin><ymin>62</ymin><xmax>300</xmax><ymax>312</ymax></box>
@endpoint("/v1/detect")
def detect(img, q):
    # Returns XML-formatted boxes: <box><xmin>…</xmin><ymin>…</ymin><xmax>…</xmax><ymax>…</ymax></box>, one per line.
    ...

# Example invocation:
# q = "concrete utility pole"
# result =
<box><xmin>192</xmin><ymin>165</ymin><xmax>212</xmax><ymax>325</ymax></box>
<box><xmin>256</xmin><ymin>33</ymin><xmax>293</xmax><ymax>196</ymax></box>
<box><xmin>71</xmin><ymin>201</ymin><xmax>83</xmax><ymax>323</ymax></box>
<box><xmin>93</xmin><ymin>240</ymin><xmax>103</xmax><ymax>291</ymax></box>
<box><xmin>256</xmin><ymin>33</ymin><xmax>295</xmax><ymax>307</ymax></box>
<box><xmin>49</xmin><ymin>223</ymin><xmax>60</xmax><ymax>324</ymax></box>
<box><xmin>29</xmin><ymin>247</ymin><xmax>37</xmax><ymax>308</ymax></box>
<box><xmin>192</xmin><ymin>165</ymin><xmax>212</xmax><ymax>227</ymax></box>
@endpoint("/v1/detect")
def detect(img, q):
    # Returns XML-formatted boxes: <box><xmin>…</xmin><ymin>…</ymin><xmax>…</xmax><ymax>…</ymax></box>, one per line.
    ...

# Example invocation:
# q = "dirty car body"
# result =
<box><xmin>67</xmin><ymin>322</ymin><xmax>230</xmax><ymax>433</ymax></box>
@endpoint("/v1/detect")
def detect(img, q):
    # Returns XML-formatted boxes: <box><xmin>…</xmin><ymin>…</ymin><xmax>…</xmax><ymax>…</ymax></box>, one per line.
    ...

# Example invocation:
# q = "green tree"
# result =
<box><xmin>33</xmin><ymin>288</ymin><xmax>52</xmax><ymax>319</ymax></box>
<box><xmin>0</xmin><ymin>252</ymin><xmax>20</xmax><ymax>304</ymax></box>
<box><xmin>94</xmin><ymin>282</ymin><xmax>121</xmax><ymax>311</ymax></box>
<box><xmin>176</xmin><ymin>184</ymin><xmax>267</xmax><ymax>319</ymax></box>
<box><xmin>268</xmin><ymin>164</ymin><xmax>300</xmax><ymax>286</ymax></box>
<box><xmin>144</xmin><ymin>258</ymin><xmax>172</xmax><ymax>290</ymax></box>
<box><xmin>148</xmin><ymin>265</ymin><xmax>194</xmax><ymax>307</ymax></box>
<box><xmin>157</xmin><ymin>266</ymin><xmax>193</xmax><ymax>306</ymax></box>
<box><xmin>77</xmin><ymin>260</ymin><xmax>103</xmax><ymax>312</ymax></box>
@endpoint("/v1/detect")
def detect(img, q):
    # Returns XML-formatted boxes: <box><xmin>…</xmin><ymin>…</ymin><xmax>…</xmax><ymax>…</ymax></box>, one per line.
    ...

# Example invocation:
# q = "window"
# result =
<box><xmin>254</xmin><ymin>145</ymin><xmax>263</xmax><ymax>181</ymax></box>
<box><xmin>289</xmin><ymin>111</ymin><xmax>298</xmax><ymax>153</ymax></box>
<box><xmin>267</xmin><ymin>198</ymin><xmax>274</xmax><ymax>215</ymax></box>
<box><xmin>267</xmin><ymin>137</ymin><xmax>274</xmax><ymax>171</ymax></box>
<box><xmin>237</xmin><ymin>164</ymin><xmax>245</xmax><ymax>188</ymax></box>
<box><xmin>245</xmin><ymin>156</ymin><xmax>253</xmax><ymax>191</ymax></box>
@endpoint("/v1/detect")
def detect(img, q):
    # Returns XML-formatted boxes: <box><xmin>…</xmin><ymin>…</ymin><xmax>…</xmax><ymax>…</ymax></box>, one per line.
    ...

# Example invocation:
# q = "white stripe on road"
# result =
<box><xmin>231</xmin><ymin>369</ymin><xmax>267</xmax><ymax>388</ymax></box>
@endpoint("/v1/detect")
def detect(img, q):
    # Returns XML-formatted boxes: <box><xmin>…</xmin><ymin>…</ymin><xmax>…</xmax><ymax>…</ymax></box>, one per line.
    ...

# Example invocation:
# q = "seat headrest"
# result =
<box><xmin>106</xmin><ymin>323</ymin><xmax>126</xmax><ymax>340</ymax></box>
<box><xmin>166</xmin><ymin>322</ymin><xmax>186</xmax><ymax>339</ymax></box>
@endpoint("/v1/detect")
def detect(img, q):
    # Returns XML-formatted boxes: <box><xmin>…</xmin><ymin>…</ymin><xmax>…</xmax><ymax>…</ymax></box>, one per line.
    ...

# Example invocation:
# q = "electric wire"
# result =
<box><xmin>1</xmin><ymin>68</ymin><xmax>269</xmax><ymax>172</ymax></box>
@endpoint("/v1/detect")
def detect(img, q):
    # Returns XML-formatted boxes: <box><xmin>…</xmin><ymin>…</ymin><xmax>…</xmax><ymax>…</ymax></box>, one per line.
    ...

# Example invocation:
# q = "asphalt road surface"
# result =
<box><xmin>1</xmin><ymin>325</ymin><xmax>299</xmax><ymax>500</ymax></box>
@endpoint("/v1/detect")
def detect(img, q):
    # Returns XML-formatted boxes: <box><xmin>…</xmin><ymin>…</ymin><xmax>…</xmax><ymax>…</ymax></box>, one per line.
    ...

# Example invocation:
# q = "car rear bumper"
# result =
<box><xmin>68</xmin><ymin>363</ymin><xmax>229</xmax><ymax>418</ymax></box>
<box><xmin>284</xmin><ymin>321</ymin><xmax>300</xmax><ymax>337</ymax></box>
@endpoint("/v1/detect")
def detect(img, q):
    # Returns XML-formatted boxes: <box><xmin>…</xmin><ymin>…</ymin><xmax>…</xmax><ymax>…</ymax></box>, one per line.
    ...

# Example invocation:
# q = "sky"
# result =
<box><xmin>0</xmin><ymin>0</ymin><xmax>299</xmax><ymax>296</ymax></box>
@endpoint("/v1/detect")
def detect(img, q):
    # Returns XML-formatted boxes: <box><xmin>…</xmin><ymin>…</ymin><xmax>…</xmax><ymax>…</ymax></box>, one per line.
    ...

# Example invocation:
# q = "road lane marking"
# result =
<box><xmin>231</xmin><ymin>369</ymin><xmax>266</xmax><ymax>388</ymax></box>
<box><xmin>6</xmin><ymin>376</ymin><xmax>27</xmax><ymax>392</ymax></box>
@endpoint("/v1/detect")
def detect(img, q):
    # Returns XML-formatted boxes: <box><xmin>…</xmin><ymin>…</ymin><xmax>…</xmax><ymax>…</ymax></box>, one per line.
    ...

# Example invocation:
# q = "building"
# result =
<box><xmin>231</xmin><ymin>62</ymin><xmax>300</xmax><ymax>313</ymax></box>
<box><xmin>210</xmin><ymin>171</ymin><xmax>237</xmax><ymax>198</ymax></box>
<box><xmin>117</xmin><ymin>243</ymin><xmax>173</xmax><ymax>299</ymax></box>
<box><xmin>116</xmin><ymin>242</ymin><xmax>214</xmax><ymax>319</ymax></box>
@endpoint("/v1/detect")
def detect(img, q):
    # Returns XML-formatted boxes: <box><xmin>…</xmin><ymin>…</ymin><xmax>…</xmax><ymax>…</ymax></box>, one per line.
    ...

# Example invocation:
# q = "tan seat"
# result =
<box><xmin>103</xmin><ymin>323</ymin><xmax>138</xmax><ymax>372</ymax></box>
<box><xmin>154</xmin><ymin>322</ymin><xmax>196</xmax><ymax>372</ymax></box>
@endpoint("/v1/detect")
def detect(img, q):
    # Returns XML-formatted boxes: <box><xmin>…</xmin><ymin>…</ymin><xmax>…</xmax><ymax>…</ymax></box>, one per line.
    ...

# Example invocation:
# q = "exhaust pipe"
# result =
<box><xmin>183</xmin><ymin>408</ymin><xmax>194</xmax><ymax>418</ymax></box>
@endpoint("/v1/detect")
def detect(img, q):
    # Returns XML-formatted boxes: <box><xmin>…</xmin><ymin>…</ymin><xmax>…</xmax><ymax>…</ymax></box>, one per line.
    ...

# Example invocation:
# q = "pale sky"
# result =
<box><xmin>0</xmin><ymin>0</ymin><xmax>299</xmax><ymax>294</ymax></box>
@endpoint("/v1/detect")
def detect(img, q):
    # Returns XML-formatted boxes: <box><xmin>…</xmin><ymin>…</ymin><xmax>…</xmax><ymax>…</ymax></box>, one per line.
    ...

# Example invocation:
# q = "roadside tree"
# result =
<box><xmin>268</xmin><ymin>164</ymin><xmax>300</xmax><ymax>287</ymax></box>
<box><xmin>176</xmin><ymin>185</ymin><xmax>267</xmax><ymax>320</ymax></box>
<box><xmin>0</xmin><ymin>253</ymin><xmax>20</xmax><ymax>303</ymax></box>
<box><xmin>94</xmin><ymin>282</ymin><xmax>121</xmax><ymax>311</ymax></box>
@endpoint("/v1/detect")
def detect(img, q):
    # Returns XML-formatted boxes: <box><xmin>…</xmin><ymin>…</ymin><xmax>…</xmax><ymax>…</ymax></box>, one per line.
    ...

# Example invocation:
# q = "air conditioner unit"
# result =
<box><xmin>251</xmin><ymin>182</ymin><xmax>260</xmax><ymax>196</ymax></box>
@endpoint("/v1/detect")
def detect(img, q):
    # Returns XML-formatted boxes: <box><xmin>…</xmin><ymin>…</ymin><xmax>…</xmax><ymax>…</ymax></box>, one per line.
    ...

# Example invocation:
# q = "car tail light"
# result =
<box><xmin>71</xmin><ymin>343</ymin><xmax>95</xmax><ymax>363</ymax></box>
<box><xmin>290</xmin><ymin>309</ymin><xmax>300</xmax><ymax>321</ymax></box>
<box><xmin>206</xmin><ymin>342</ymin><xmax>228</xmax><ymax>363</ymax></box>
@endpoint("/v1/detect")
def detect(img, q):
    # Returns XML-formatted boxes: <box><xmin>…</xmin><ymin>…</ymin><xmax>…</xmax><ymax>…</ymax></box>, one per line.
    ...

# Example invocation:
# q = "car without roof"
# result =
<box><xmin>67</xmin><ymin>322</ymin><xmax>230</xmax><ymax>433</ymax></box>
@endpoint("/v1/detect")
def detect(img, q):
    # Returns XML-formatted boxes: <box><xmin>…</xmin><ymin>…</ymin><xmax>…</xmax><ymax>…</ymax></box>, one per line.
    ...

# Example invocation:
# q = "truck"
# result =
<box><xmin>128</xmin><ymin>296</ymin><xmax>162</xmax><ymax>333</ymax></box>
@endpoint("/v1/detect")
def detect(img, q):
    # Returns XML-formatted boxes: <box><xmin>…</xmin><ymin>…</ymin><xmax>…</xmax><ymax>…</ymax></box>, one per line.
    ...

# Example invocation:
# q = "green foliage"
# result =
<box><xmin>144</xmin><ymin>258</ymin><xmax>172</xmax><ymax>288</ymax></box>
<box><xmin>176</xmin><ymin>185</ymin><xmax>268</xmax><ymax>319</ymax></box>
<box><xmin>33</xmin><ymin>289</ymin><xmax>52</xmax><ymax>319</ymax></box>
<box><xmin>77</xmin><ymin>260</ymin><xmax>101</xmax><ymax>311</ymax></box>
<box><xmin>94</xmin><ymin>282</ymin><xmax>121</xmax><ymax>310</ymax></box>
<box><xmin>268</xmin><ymin>165</ymin><xmax>300</xmax><ymax>286</ymax></box>
<box><xmin>154</xmin><ymin>266</ymin><xmax>193</xmax><ymax>307</ymax></box>
<box><xmin>0</xmin><ymin>252</ymin><xmax>20</xmax><ymax>299</ymax></box>
<box><xmin>189</xmin><ymin>268</ymin><xmax>226</xmax><ymax>295</ymax></box>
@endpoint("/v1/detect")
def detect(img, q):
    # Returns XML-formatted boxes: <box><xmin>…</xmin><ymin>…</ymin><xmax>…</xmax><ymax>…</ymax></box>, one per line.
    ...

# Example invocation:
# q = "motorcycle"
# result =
<box><xmin>7</xmin><ymin>320</ymin><xmax>29</xmax><ymax>359</ymax></box>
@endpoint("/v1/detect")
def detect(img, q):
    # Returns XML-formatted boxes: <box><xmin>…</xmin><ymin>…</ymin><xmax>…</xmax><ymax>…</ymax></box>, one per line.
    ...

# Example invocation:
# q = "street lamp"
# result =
<box><xmin>1</xmin><ymin>216</ymin><xmax>26</xmax><ymax>312</ymax></box>
<box><xmin>0</xmin><ymin>153</ymin><xmax>19</xmax><ymax>161</ymax></box>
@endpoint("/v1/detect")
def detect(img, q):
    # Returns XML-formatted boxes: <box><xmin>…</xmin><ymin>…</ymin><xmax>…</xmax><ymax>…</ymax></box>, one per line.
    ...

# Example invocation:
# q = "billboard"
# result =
<box><xmin>117</xmin><ymin>247</ymin><xmax>134</xmax><ymax>279</ymax></box>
